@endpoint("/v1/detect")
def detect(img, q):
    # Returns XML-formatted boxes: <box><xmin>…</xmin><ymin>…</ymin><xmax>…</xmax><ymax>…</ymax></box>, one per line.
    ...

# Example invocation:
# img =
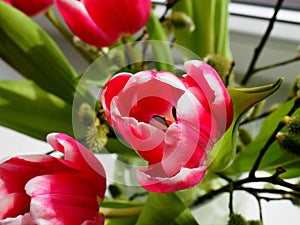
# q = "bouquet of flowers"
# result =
<box><xmin>0</xmin><ymin>0</ymin><xmax>299</xmax><ymax>224</ymax></box>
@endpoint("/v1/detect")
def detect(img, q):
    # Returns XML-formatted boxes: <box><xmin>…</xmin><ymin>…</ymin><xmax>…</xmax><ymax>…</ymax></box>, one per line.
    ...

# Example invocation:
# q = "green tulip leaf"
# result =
<box><xmin>101</xmin><ymin>199</ymin><xmax>144</xmax><ymax>218</ymax></box>
<box><xmin>0</xmin><ymin>2</ymin><xmax>79</xmax><ymax>104</ymax></box>
<box><xmin>135</xmin><ymin>192</ymin><xmax>199</xmax><ymax>225</ymax></box>
<box><xmin>104</xmin><ymin>217</ymin><xmax>138</xmax><ymax>225</ymax></box>
<box><xmin>101</xmin><ymin>199</ymin><xmax>144</xmax><ymax>225</ymax></box>
<box><xmin>146</xmin><ymin>11</ymin><xmax>175</xmax><ymax>73</ymax></box>
<box><xmin>225</xmin><ymin>97</ymin><xmax>300</xmax><ymax>177</ymax></box>
<box><xmin>208</xmin><ymin>78</ymin><xmax>283</xmax><ymax>171</ymax></box>
<box><xmin>0</xmin><ymin>80</ymin><xmax>73</xmax><ymax>140</ymax></box>
<box><xmin>172</xmin><ymin>0</ymin><xmax>231</xmax><ymax>60</ymax></box>
<box><xmin>78</xmin><ymin>43</ymin><xmax>143</xmax><ymax>89</ymax></box>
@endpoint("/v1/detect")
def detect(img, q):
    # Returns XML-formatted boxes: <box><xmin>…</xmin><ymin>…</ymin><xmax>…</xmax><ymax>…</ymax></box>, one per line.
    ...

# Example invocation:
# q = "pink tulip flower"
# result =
<box><xmin>3</xmin><ymin>0</ymin><xmax>54</xmax><ymax>16</ymax></box>
<box><xmin>0</xmin><ymin>133</ymin><xmax>106</xmax><ymax>225</ymax></box>
<box><xmin>56</xmin><ymin>0</ymin><xmax>152</xmax><ymax>48</ymax></box>
<box><xmin>101</xmin><ymin>60</ymin><xmax>233</xmax><ymax>193</ymax></box>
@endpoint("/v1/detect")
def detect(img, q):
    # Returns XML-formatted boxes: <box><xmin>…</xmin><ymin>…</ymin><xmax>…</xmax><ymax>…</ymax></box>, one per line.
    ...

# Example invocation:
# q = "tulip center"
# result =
<box><xmin>150</xmin><ymin>106</ymin><xmax>177</xmax><ymax>131</ymax></box>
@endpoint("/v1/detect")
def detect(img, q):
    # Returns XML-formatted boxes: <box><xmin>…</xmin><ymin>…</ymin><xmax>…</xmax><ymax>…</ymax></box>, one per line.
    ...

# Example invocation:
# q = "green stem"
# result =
<box><xmin>121</xmin><ymin>35</ymin><xmax>144</xmax><ymax>72</ymax></box>
<box><xmin>146</xmin><ymin>11</ymin><xmax>174</xmax><ymax>72</ymax></box>
<box><xmin>45</xmin><ymin>9</ymin><xmax>94</xmax><ymax>63</ymax></box>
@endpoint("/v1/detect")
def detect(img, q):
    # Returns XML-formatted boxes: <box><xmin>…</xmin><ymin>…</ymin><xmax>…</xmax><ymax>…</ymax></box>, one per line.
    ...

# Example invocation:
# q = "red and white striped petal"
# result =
<box><xmin>137</xmin><ymin>166</ymin><xmax>206</xmax><ymax>193</ymax></box>
<box><xmin>46</xmin><ymin>133</ymin><xmax>106</xmax><ymax>199</ymax></box>
<box><xmin>56</xmin><ymin>0</ymin><xmax>119</xmax><ymax>48</ymax></box>
<box><xmin>25</xmin><ymin>172</ymin><xmax>103</xmax><ymax>225</ymax></box>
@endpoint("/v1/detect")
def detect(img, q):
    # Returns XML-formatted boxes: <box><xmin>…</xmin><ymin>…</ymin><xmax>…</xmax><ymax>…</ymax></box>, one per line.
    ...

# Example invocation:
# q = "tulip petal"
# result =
<box><xmin>25</xmin><ymin>172</ymin><xmax>103</xmax><ymax>225</ymax></box>
<box><xmin>101</xmin><ymin>73</ymin><xmax>132</xmax><ymax>123</ymax></box>
<box><xmin>46</xmin><ymin>133</ymin><xmax>106</xmax><ymax>199</ymax></box>
<box><xmin>121</xmin><ymin>70</ymin><xmax>185</xmax><ymax>102</ymax></box>
<box><xmin>0</xmin><ymin>213</ymin><xmax>34</xmax><ymax>225</ymax></box>
<box><xmin>110</xmin><ymin>100</ymin><xmax>165</xmax><ymax>163</ymax></box>
<box><xmin>0</xmin><ymin>155</ymin><xmax>72</xmax><ymax>196</ymax></box>
<box><xmin>184</xmin><ymin>60</ymin><xmax>233</xmax><ymax>132</ymax></box>
<box><xmin>0</xmin><ymin>193</ymin><xmax>30</xmax><ymax>220</ymax></box>
<box><xmin>83</xmin><ymin>0</ymin><xmax>151</xmax><ymax>35</ymax></box>
<box><xmin>5</xmin><ymin>0</ymin><xmax>53</xmax><ymax>16</ymax></box>
<box><xmin>115</xmin><ymin>71</ymin><xmax>185</xmax><ymax>123</ymax></box>
<box><xmin>56</xmin><ymin>0</ymin><xmax>118</xmax><ymax>48</ymax></box>
<box><xmin>161</xmin><ymin>88</ymin><xmax>216</xmax><ymax>176</ymax></box>
<box><xmin>136</xmin><ymin>166</ymin><xmax>206</xmax><ymax>193</ymax></box>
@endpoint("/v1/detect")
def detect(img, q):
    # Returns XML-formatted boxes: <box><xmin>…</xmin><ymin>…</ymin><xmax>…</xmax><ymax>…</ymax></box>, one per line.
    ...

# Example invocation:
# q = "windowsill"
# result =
<box><xmin>229</xmin><ymin>2</ymin><xmax>300</xmax><ymax>43</ymax></box>
<box><xmin>229</xmin><ymin>2</ymin><xmax>300</xmax><ymax>24</ymax></box>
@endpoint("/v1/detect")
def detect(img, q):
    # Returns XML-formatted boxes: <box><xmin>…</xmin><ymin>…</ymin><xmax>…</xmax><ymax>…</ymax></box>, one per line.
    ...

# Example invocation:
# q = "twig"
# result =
<box><xmin>248</xmin><ymin>125</ymin><xmax>286</xmax><ymax>178</ymax></box>
<box><xmin>242</xmin><ymin>188</ymin><xmax>265</xmax><ymax>224</ymax></box>
<box><xmin>191</xmin><ymin>185</ymin><xmax>230</xmax><ymax>207</ymax></box>
<box><xmin>241</xmin><ymin>0</ymin><xmax>285</xmax><ymax>86</ymax></box>
<box><xmin>248</xmin><ymin>98</ymin><xmax>300</xmax><ymax>178</ymax></box>
<box><xmin>159</xmin><ymin>0</ymin><xmax>181</xmax><ymax>22</ymax></box>
<box><xmin>225</xmin><ymin>61</ymin><xmax>236</xmax><ymax>87</ymax></box>
<box><xmin>129</xmin><ymin>192</ymin><xmax>149</xmax><ymax>201</ymax></box>
<box><xmin>46</xmin><ymin>150</ymin><xmax>56</xmax><ymax>155</ymax></box>
<box><xmin>237</xmin><ymin>187</ymin><xmax>300</xmax><ymax>198</ymax></box>
<box><xmin>215</xmin><ymin>172</ymin><xmax>233</xmax><ymax>183</ymax></box>
<box><xmin>229</xmin><ymin>183</ymin><xmax>234</xmax><ymax>214</ymax></box>
<box><xmin>257</xmin><ymin>197</ymin><xmax>263</xmax><ymax>224</ymax></box>
<box><xmin>253</xmin><ymin>55</ymin><xmax>300</xmax><ymax>74</ymax></box>
<box><xmin>191</xmin><ymin>168</ymin><xmax>300</xmax><ymax>208</ymax></box>
<box><xmin>240</xmin><ymin>110</ymin><xmax>272</xmax><ymax>125</ymax></box>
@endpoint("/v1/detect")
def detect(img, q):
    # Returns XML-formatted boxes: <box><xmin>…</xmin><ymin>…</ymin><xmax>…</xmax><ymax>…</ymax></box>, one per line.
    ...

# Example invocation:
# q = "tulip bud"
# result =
<box><xmin>85</xmin><ymin>125</ymin><xmax>108</xmax><ymax>153</ymax></box>
<box><xmin>56</xmin><ymin>0</ymin><xmax>152</xmax><ymax>48</ymax></box>
<box><xmin>276</xmin><ymin>132</ymin><xmax>300</xmax><ymax>156</ymax></box>
<box><xmin>3</xmin><ymin>0</ymin><xmax>54</xmax><ymax>17</ymax></box>
<box><xmin>286</xmin><ymin>115</ymin><xmax>300</xmax><ymax>136</ymax></box>
<box><xmin>227</xmin><ymin>214</ymin><xmax>247</xmax><ymax>225</ymax></box>
<box><xmin>170</xmin><ymin>12</ymin><xmax>195</xmax><ymax>32</ymax></box>
<box><xmin>204</xmin><ymin>54</ymin><xmax>233</xmax><ymax>85</ymax></box>
<box><xmin>289</xmin><ymin>75</ymin><xmax>300</xmax><ymax>98</ymax></box>
<box><xmin>78</xmin><ymin>102</ymin><xmax>95</xmax><ymax>127</ymax></box>
<box><xmin>236</xmin><ymin>143</ymin><xmax>244</xmax><ymax>154</ymax></box>
<box><xmin>238</xmin><ymin>128</ymin><xmax>252</xmax><ymax>146</ymax></box>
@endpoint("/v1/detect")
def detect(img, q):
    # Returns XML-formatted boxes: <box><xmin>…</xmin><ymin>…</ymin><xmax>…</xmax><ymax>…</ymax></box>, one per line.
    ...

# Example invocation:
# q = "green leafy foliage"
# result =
<box><xmin>172</xmin><ymin>0</ymin><xmax>231</xmax><ymax>60</ymax></box>
<box><xmin>0</xmin><ymin>80</ymin><xmax>73</xmax><ymax>140</ymax></box>
<box><xmin>135</xmin><ymin>192</ymin><xmax>199</xmax><ymax>225</ymax></box>
<box><xmin>146</xmin><ymin>11</ymin><xmax>175</xmax><ymax>72</ymax></box>
<box><xmin>209</xmin><ymin>78</ymin><xmax>283</xmax><ymax>171</ymax></box>
<box><xmin>101</xmin><ymin>200</ymin><xmax>144</xmax><ymax>225</ymax></box>
<box><xmin>0</xmin><ymin>2</ymin><xmax>78</xmax><ymax>104</ymax></box>
<box><xmin>225</xmin><ymin>97</ymin><xmax>300</xmax><ymax>178</ymax></box>
<box><xmin>104</xmin><ymin>217</ymin><xmax>139</xmax><ymax>225</ymax></box>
